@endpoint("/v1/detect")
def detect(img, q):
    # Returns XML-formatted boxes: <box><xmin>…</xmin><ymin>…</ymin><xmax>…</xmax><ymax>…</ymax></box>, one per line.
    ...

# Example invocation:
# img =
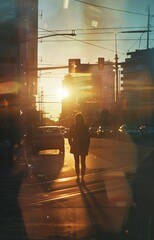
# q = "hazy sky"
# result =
<box><xmin>38</xmin><ymin>0</ymin><xmax>154</xmax><ymax>120</ymax></box>
<box><xmin>38</xmin><ymin>0</ymin><xmax>154</xmax><ymax>64</ymax></box>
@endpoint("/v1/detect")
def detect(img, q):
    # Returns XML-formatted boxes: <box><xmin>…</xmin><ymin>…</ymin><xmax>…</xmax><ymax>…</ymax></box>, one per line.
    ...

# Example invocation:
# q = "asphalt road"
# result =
<box><xmin>1</xmin><ymin>137</ymin><xmax>154</xmax><ymax>240</ymax></box>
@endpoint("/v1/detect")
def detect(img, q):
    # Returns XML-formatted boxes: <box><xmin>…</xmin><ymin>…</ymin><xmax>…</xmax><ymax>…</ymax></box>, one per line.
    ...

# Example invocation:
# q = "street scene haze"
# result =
<box><xmin>0</xmin><ymin>1</ymin><xmax>154</xmax><ymax>240</ymax></box>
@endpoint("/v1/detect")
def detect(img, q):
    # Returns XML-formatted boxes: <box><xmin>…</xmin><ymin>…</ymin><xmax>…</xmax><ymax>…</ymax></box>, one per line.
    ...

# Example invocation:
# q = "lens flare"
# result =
<box><xmin>57</xmin><ymin>88</ymin><xmax>69</xmax><ymax>100</ymax></box>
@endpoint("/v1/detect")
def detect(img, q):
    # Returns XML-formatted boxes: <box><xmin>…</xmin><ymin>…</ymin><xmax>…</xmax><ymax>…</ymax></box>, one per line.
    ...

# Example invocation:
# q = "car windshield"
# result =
<box><xmin>37</xmin><ymin>127</ymin><xmax>60</xmax><ymax>135</ymax></box>
<box><xmin>1</xmin><ymin>1</ymin><xmax>154</xmax><ymax>240</ymax></box>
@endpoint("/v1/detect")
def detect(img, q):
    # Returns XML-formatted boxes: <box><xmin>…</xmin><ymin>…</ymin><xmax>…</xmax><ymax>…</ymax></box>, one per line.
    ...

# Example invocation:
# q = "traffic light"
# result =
<box><xmin>98</xmin><ymin>57</ymin><xmax>104</xmax><ymax>69</ymax></box>
<box><xmin>68</xmin><ymin>59</ymin><xmax>81</xmax><ymax>73</ymax></box>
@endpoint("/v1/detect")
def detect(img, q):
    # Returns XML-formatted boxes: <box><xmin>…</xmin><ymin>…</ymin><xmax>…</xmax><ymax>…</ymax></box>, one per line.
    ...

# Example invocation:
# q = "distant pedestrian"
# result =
<box><xmin>68</xmin><ymin>112</ymin><xmax>90</xmax><ymax>183</ymax></box>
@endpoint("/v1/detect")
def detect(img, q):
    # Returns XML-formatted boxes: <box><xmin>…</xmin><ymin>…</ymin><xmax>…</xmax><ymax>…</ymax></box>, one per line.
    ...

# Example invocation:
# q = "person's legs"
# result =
<box><xmin>74</xmin><ymin>154</ymin><xmax>80</xmax><ymax>181</ymax></box>
<box><xmin>81</xmin><ymin>154</ymin><xmax>86</xmax><ymax>182</ymax></box>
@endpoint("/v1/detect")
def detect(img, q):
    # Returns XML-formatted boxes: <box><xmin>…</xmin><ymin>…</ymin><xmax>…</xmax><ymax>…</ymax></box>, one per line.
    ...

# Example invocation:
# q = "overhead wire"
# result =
<box><xmin>127</xmin><ymin>32</ymin><xmax>145</xmax><ymax>51</ymax></box>
<box><xmin>38</xmin><ymin>28</ymin><xmax>126</xmax><ymax>56</ymax></box>
<box><xmin>38</xmin><ymin>25</ymin><xmax>154</xmax><ymax>56</ymax></box>
<box><xmin>74</xmin><ymin>0</ymin><xmax>153</xmax><ymax>17</ymax></box>
<box><xmin>39</xmin><ymin>1</ymin><xmax>154</xmax><ymax>60</ymax></box>
<box><xmin>38</xmin><ymin>19</ymin><xmax>154</xmax><ymax>55</ymax></box>
<box><xmin>38</xmin><ymin>38</ymin><xmax>154</xmax><ymax>42</ymax></box>
<box><xmin>38</xmin><ymin>26</ymin><xmax>154</xmax><ymax>35</ymax></box>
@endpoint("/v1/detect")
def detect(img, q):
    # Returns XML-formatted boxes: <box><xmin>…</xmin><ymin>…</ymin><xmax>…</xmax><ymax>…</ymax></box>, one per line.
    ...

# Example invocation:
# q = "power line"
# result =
<box><xmin>127</xmin><ymin>32</ymin><xmax>145</xmax><ymax>51</ymax></box>
<box><xmin>38</xmin><ymin>27</ymin><xmax>126</xmax><ymax>55</ymax></box>
<box><xmin>38</xmin><ymin>29</ymin><xmax>148</xmax><ymax>56</ymax></box>
<box><xmin>38</xmin><ymin>38</ymin><xmax>154</xmax><ymax>42</ymax></box>
<box><xmin>74</xmin><ymin>0</ymin><xmax>153</xmax><ymax>17</ymax></box>
<box><xmin>62</xmin><ymin>35</ymin><xmax>126</xmax><ymax>55</ymax></box>
<box><xmin>38</xmin><ymin>7</ymin><xmax>154</xmax><ymax>57</ymax></box>
<box><xmin>39</xmin><ymin>26</ymin><xmax>154</xmax><ymax>33</ymax></box>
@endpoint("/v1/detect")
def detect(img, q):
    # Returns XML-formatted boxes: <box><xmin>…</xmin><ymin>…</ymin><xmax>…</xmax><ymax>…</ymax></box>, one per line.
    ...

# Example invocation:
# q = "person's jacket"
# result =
<box><xmin>68</xmin><ymin>124</ymin><xmax>90</xmax><ymax>155</ymax></box>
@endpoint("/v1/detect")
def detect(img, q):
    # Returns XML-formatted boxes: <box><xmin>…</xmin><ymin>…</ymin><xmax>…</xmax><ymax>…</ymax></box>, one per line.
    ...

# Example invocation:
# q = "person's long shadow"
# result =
<box><xmin>77</xmin><ymin>181</ymin><xmax>122</xmax><ymax>240</ymax></box>
<box><xmin>0</xmin><ymin>166</ymin><xmax>28</xmax><ymax>240</ymax></box>
<box><xmin>32</xmin><ymin>153</ymin><xmax>64</xmax><ymax>192</ymax></box>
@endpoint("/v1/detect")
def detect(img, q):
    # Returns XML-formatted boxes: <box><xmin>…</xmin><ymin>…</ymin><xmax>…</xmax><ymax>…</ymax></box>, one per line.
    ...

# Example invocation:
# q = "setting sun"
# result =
<box><xmin>57</xmin><ymin>88</ymin><xmax>69</xmax><ymax>100</ymax></box>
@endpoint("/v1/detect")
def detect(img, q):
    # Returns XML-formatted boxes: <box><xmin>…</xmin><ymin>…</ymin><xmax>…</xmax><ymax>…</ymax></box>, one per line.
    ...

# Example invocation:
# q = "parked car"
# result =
<box><xmin>59</xmin><ymin>126</ymin><xmax>66</xmax><ymax>135</ymax></box>
<box><xmin>140</xmin><ymin>125</ymin><xmax>154</xmax><ymax>140</ymax></box>
<box><xmin>118</xmin><ymin>124</ymin><xmax>142</xmax><ymax>142</ymax></box>
<box><xmin>31</xmin><ymin>126</ymin><xmax>65</xmax><ymax>154</ymax></box>
<box><xmin>97</xmin><ymin>125</ymin><xmax>114</xmax><ymax>138</ymax></box>
<box><xmin>64</xmin><ymin>127</ymin><xmax>70</xmax><ymax>138</ymax></box>
<box><xmin>89</xmin><ymin>126</ymin><xmax>98</xmax><ymax>138</ymax></box>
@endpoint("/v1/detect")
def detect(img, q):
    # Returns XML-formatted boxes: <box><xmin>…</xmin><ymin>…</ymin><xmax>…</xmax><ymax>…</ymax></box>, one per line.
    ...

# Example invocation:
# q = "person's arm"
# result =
<box><xmin>68</xmin><ymin>126</ymin><xmax>73</xmax><ymax>146</ymax></box>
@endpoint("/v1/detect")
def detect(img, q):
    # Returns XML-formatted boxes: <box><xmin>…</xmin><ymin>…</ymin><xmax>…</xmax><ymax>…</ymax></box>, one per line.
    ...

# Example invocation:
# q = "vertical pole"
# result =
<box><xmin>115</xmin><ymin>53</ymin><xmax>119</xmax><ymax>105</ymax></box>
<box><xmin>115</xmin><ymin>31</ymin><xmax>119</xmax><ymax>129</ymax></box>
<box><xmin>147</xmin><ymin>5</ymin><xmax>150</xmax><ymax>50</ymax></box>
<box><xmin>115</xmin><ymin>31</ymin><xmax>119</xmax><ymax>104</ymax></box>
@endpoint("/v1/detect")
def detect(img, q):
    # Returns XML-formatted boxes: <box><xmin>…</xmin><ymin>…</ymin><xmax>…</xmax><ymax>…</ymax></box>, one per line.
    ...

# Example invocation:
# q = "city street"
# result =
<box><xmin>0</xmin><ymin>1</ymin><xmax>154</xmax><ymax>240</ymax></box>
<box><xmin>8</xmin><ymin>137</ymin><xmax>152</xmax><ymax>240</ymax></box>
<box><xmin>0</xmin><ymin>137</ymin><xmax>153</xmax><ymax>240</ymax></box>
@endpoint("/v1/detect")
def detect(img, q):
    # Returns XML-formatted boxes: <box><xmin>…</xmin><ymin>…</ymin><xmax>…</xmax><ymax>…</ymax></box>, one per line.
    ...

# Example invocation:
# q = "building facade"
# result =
<box><xmin>18</xmin><ymin>0</ymin><xmax>38</xmax><ymax>110</ymax></box>
<box><xmin>0</xmin><ymin>0</ymin><xmax>38</xmax><ymax>129</ymax></box>
<box><xmin>61</xmin><ymin>58</ymin><xmax>115</xmax><ymax>126</ymax></box>
<box><xmin>120</xmin><ymin>49</ymin><xmax>154</xmax><ymax>125</ymax></box>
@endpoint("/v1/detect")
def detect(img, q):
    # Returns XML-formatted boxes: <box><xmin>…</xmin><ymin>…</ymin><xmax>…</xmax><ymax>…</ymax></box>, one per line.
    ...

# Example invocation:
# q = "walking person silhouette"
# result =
<box><xmin>68</xmin><ymin>112</ymin><xmax>90</xmax><ymax>184</ymax></box>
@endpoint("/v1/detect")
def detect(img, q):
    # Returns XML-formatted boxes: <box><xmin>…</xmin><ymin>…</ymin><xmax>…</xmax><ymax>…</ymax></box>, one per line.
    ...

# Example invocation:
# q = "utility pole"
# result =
<box><xmin>115</xmin><ymin>31</ymin><xmax>119</xmax><ymax>129</ymax></box>
<box><xmin>115</xmin><ymin>31</ymin><xmax>119</xmax><ymax>106</ymax></box>
<box><xmin>147</xmin><ymin>5</ymin><xmax>150</xmax><ymax>50</ymax></box>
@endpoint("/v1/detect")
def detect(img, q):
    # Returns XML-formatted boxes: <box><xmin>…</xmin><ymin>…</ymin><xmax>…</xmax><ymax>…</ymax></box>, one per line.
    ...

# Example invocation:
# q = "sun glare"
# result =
<box><xmin>57</xmin><ymin>88</ymin><xmax>69</xmax><ymax>100</ymax></box>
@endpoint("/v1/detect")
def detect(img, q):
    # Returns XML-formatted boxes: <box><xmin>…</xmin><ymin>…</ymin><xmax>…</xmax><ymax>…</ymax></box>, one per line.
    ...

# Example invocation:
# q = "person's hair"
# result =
<box><xmin>74</xmin><ymin>112</ymin><xmax>85</xmax><ymax>126</ymax></box>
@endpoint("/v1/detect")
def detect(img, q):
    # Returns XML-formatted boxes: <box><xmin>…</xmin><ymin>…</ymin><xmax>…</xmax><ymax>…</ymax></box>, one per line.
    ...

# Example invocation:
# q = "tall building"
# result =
<box><xmin>18</xmin><ymin>0</ymin><xmax>38</xmax><ymax>110</ymax></box>
<box><xmin>0</xmin><ymin>0</ymin><xmax>38</xmax><ymax>114</ymax></box>
<box><xmin>120</xmin><ymin>49</ymin><xmax>154</xmax><ymax>124</ymax></box>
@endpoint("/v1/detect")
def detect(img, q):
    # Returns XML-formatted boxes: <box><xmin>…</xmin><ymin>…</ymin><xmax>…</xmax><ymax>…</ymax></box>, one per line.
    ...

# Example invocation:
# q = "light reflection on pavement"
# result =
<box><xmin>18</xmin><ymin>138</ymin><xmax>153</xmax><ymax>239</ymax></box>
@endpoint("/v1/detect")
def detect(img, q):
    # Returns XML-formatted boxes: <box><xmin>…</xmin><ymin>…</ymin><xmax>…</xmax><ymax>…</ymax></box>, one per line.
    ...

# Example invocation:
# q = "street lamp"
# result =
<box><xmin>37</xmin><ymin>30</ymin><xmax>76</xmax><ymax>41</ymax></box>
